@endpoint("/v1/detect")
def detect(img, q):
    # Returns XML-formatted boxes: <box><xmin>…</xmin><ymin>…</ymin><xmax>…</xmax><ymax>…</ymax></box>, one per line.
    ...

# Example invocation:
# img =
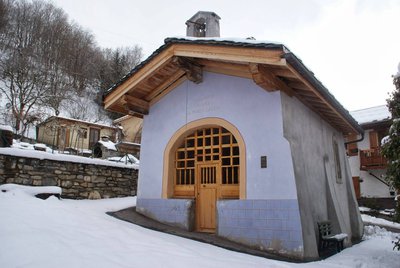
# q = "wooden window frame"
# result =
<box><xmin>162</xmin><ymin>118</ymin><xmax>246</xmax><ymax>199</ymax></box>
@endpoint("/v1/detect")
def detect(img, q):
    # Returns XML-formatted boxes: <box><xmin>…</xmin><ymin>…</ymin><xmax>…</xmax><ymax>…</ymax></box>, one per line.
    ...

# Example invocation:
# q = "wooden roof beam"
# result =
<box><xmin>272</xmin><ymin>68</ymin><xmax>298</xmax><ymax>79</ymax></box>
<box><xmin>122</xmin><ymin>94</ymin><xmax>150</xmax><ymax>115</ymax></box>
<box><xmin>145</xmin><ymin>69</ymin><xmax>186</xmax><ymax>101</ymax></box>
<box><xmin>104</xmin><ymin>46</ymin><xmax>174</xmax><ymax>110</ymax></box>
<box><xmin>172</xmin><ymin>57</ymin><xmax>203</xmax><ymax>84</ymax></box>
<box><xmin>249</xmin><ymin>63</ymin><xmax>294</xmax><ymax>96</ymax></box>
<box><xmin>173</xmin><ymin>44</ymin><xmax>286</xmax><ymax>66</ymax></box>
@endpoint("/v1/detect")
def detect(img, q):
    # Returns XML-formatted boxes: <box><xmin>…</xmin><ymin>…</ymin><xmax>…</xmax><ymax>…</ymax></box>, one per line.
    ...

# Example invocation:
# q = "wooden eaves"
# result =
<box><xmin>103</xmin><ymin>37</ymin><xmax>363</xmax><ymax>136</ymax></box>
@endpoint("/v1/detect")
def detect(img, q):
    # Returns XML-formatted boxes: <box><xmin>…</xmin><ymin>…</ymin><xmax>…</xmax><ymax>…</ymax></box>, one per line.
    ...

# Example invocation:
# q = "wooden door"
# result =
<box><xmin>352</xmin><ymin>176</ymin><xmax>361</xmax><ymax>199</ymax></box>
<box><xmin>196</xmin><ymin>163</ymin><xmax>219</xmax><ymax>233</ymax></box>
<box><xmin>65</xmin><ymin>128</ymin><xmax>70</xmax><ymax>148</ymax></box>
<box><xmin>89</xmin><ymin>128</ymin><xmax>100</xmax><ymax>149</ymax></box>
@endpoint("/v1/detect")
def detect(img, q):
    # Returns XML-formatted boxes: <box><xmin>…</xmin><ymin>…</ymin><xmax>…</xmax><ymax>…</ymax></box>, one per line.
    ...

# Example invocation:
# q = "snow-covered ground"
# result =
<box><xmin>0</xmin><ymin>140</ymin><xmax>138</xmax><ymax>169</ymax></box>
<box><xmin>0</xmin><ymin>186</ymin><xmax>399</xmax><ymax>268</ymax></box>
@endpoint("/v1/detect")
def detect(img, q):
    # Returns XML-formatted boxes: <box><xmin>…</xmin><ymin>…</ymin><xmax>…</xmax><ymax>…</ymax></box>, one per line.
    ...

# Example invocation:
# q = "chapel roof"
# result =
<box><xmin>104</xmin><ymin>37</ymin><xmax>363</xmax><ymax>135</ymax></box>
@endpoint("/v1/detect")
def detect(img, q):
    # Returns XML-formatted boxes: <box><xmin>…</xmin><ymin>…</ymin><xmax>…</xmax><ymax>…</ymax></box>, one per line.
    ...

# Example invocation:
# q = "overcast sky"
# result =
<box><xmin>50</xmin><ymin>0</ymin><xmax>400</xmax><ymax>111</ymax></box>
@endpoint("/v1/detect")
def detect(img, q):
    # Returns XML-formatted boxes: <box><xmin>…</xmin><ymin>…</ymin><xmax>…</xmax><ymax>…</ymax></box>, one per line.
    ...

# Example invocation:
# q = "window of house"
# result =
<box><xmin>175</xmin><ymin>127</ymin><xmax>239</xmax><ymax>186</ymax></box>
<box><xmin>345</xmin><ymin>133</ymin><xmax>358</xmax><ymax>156</ymax></box>
<box><xmin>333</xmin><ymin>138</ymin><xmax>342</xmax><ymax>183</ymax></box>
<box><xmin>369</xmin><ymin>129</ymin><xmax>389</xmax><ymax>149</ymax></box>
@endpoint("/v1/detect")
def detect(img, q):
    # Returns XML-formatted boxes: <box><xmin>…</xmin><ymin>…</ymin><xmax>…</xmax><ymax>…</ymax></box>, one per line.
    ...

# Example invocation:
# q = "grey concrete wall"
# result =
<box><xmin>281</xmin><ymin>93</ymin><xmax>363</xmax><ymax>260</ymax></box>
<box><xmin>0</xmin><ymin>153</ymin><xmax>137</xmax><ymax>199</ymax></box>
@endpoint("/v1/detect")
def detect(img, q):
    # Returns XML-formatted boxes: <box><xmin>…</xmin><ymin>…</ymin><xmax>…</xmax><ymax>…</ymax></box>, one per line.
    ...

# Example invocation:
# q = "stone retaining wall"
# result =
<box><xmin>0</xmin><ymin>153</ymin><xmax>137</xmax><ymax>199</ymax></box>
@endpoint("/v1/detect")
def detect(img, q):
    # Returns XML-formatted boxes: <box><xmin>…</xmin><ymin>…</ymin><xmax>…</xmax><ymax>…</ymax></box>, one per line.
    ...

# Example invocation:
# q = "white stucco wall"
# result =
<box><xmin>138</xmin><ymin>72</ymin><xmax>298</xmax><ymax>200</ymax></box>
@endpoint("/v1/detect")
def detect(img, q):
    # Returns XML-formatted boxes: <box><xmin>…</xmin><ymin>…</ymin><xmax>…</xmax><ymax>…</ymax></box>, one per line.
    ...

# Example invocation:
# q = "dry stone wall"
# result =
<box><xmin>0</xmin><ymin>153</ymin><xmax>137</xmax><ymax>199</ymax></box>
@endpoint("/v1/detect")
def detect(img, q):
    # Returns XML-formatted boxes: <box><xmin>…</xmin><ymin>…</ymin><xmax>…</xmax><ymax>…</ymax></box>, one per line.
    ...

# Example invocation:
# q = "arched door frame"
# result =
<box><xmin>162</xmin><ymin>117</ymin><xmax>246</xmax><ymax>199</ymax></box>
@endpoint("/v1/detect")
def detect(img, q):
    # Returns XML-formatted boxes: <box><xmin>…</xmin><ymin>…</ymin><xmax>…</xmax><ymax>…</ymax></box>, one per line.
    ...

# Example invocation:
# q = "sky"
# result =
<box><xmin>50</xmin><ymin>0</ymin><xmax>400</xmax><ymax>111</ymax></box>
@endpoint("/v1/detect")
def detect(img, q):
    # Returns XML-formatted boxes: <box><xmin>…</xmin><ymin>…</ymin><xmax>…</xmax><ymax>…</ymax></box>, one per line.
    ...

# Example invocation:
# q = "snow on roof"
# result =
<box><xmin>350</xmin><ymin>105</ymin><xmax>391</xmax><ymax>125</ymax></box>
<box><xmin>0</xmin><ymin>124</ymin><xmax>13</xmax><ymax>132</ymax></box>
<box><xmin>0</xmin><ymin>148</ymin><xmax>138</xmax><ymax>169</ymax></box>
<box><xmin>40</xmin><ymin>116</ymin><xmax>116</xmax><ymax>129</ymax></box>
<box><xmin>98</xmin><ymin>140</ymin><xmax>117</xmax><ymax>151</ymax></box>
<box><xmin>170</xmin><ymin>36</ymin><xmax>285</xmax><ymax>47</ymax></box>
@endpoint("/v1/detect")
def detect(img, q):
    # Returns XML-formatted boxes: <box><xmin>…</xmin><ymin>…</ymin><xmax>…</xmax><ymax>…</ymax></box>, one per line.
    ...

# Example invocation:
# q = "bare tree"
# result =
<box><xmin>0</xmin><ymin>0</ymin><xmax>9</xmax><ymax>31</ymax></box>
<box><xmin>0</xmin><ymin>0</ymin><xmax>52</xmax><ymax>135</ymax></box>
<box><xmin>0</xmin><ymin>0</ymin><xmax>143</xmax><ymax>136</ymax></box>
<box><xmin>0</xmin><ymin>1</ymin><xmax>105</xmax><ymax>135</ymax></box>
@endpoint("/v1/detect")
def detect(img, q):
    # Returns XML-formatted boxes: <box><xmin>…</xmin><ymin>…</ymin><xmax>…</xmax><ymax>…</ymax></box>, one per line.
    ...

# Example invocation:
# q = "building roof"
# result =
<box><xmin>37</xmin><ymin>116</ymin><xmax>116</xmax><ymax>129</ymax></box>
<box><xmin>350</xmin><ymin>105</ymin><xmax>391</xmax><ymax>125</ymax></box>
<box><xmin>104</xmin><ymin>37</ymin><xmax>363</xmax><ymax>135</ymax></box>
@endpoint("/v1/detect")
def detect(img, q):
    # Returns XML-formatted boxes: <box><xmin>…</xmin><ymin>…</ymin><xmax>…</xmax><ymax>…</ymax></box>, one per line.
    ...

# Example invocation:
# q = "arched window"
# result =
<box><xmin>162</xmin><ymin>118</ymin><xmax>246</xmax><ymax>200</ymax></box>
<box><xmin>174</xmin><ymin>126</ymin><xmax>240</xmax><ymax>198</ymax></box>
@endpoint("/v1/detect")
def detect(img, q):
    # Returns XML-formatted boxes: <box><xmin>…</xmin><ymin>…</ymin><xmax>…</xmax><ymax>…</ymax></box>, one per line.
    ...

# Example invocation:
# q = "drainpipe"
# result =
<box><xmin>344</xmin><ymin>132</ymin><xmax>365</xmax><ymax>150</ymax></box>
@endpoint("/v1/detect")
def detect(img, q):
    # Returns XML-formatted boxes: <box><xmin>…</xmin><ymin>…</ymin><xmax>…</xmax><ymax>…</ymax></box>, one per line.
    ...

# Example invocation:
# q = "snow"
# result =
<box><xmin>0</xmin><ymin>186</ymin><xmax>399</xmax><ymax>268</ymax></box>
<box><xmin>51</xmin><ymin>115</ymin><xmax>116</xmax><ymax>130</ymax></box>
<box><xmin>359</xmin><ymin>206</ymin><xmax>371</xmax><ymax>212</ymax></box>
<box><xmin>170</xmin><ymin>36</ymin><xmax>284</xmax><ymax>46</ymax></box>
<box><xmin>350</xmin><ymin>105</ymin><xmax>391</xmax><ymax>125</ymax></box>
<box><xmin>0</xmin><ymin>147</ymin><xmax>138</xmax><ymax>169</ymax></box>
<box><xmin>331</xmin><ymin>233</ymin><xmax>348</xmax><ymax>240</ymax></box>
<box><xmin>381</xmin><ymin>135</ymin><xmax>391</xmax><ymax>146</ymax></box>
<box><xmin>108</xmin><ymin>154</ymin><xmax>140</xmax><ymax>164</ymax></box>
<box><xmin>362</xmin><ymin>214</ymin><xmax>400</xmax><ymax>229</ymax></box>
<box><xmin>0</xmin><ymin>124</ymin><xmax>13</xmax><ymax>132</ymax></box>
<box><xmin>98</xmin><ymin>139</ymin><xmax>117</xmax><ymax>150</ymax></box>
<box><xmin>0</xmin><ymin>183</ymin><xmax>61</xmax><ymax>196</ymax></box>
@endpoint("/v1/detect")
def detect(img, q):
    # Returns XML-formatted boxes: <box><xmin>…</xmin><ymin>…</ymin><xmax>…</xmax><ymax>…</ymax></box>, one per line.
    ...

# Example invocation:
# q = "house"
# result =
<box><xmin>347</xmin><ymin>105</ymin><xmax>393</xmax><ymax>200</ymax></box>
<box><xmin>113</xmin><ymin>115</ymin><xmax>142</xmax><ymax>157</ymax></box>
<box><xmin>113</xmin><ymin>115</ymin><xmax>142</xmax><ymax>144</ymax></box>
<box><xmin>103</xmin><ymin>11</ymin><xmax>363</xmax><ymax>260</ymax></box>
<box><xmin>36</xmin><ymin>116</ymin><xmax>117</xmax><ymax>154</ymax></box>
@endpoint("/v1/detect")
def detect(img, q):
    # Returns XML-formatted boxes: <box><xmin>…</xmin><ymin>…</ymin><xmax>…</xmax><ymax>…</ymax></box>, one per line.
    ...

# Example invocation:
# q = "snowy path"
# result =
<box><xmin>0</xmin><ymin>188</ymin><xmax>399</xmax><ymax>268</ymax></box>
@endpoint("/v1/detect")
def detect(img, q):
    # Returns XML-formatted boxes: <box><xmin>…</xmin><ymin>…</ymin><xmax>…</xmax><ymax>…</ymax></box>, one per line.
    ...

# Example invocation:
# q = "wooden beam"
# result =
<box><xmin>122</xmin><ymin>95</ymin><xmax>150</xmax><ymax>115</ymax></box>
<box><xmin>288</xmin><ymin>81</ymin><xmax>309</xmax><ymax>91</ymax></box>
<box><xmin>272</xmin><ymin>68</ymin><xmax>298</xmax><ymax>79</ymax></box>
<box><xmin>197</xmin><ymin>59</ymin><xmax>252</xmax><ymax>78</ymax></box>
<box><xmin>104</xmin><ymin>46</ymin><xmax>174</xmax><ymax>110</ymax></box>
<box><xmin>172</xmin><ymin>57</ymin><xmax>203</xmax><ymax>84</ymax></box>
<box><xmin>150</xmin><ymin>75</ymin><xmax>187</xmax><ymax>106</ymax></box>
<box><xmin>249</xmin><ymin>63</ymin><xmax>294</xmax><ymax>96</ymax></box>
<box><xmin>173</xmin><ymin>44</ymin><xmax>286</xmax><ymax>66</ymax></box>
<box><xmin>249</xmin><ymin>63</ymin><xmax>276</xmax><ymax>92</ymax></box>
<box><xmin>145</xmin><ymin>69</ymin><xmax>186</xmax><ymax>101</ymax></box>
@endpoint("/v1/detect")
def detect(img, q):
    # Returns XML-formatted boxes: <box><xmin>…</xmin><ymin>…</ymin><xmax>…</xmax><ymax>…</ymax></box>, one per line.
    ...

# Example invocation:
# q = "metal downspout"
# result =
<box><xmin>344</xmin><ymin>132</ymin><xmax>365</xmax><ymax>149</ymax></box>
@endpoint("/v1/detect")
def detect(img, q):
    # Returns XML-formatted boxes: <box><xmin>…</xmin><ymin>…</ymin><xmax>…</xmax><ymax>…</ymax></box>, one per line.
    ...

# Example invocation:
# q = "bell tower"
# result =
<box><xmin>186</xmin><ymin>11</ymin><xmax>221</xmax><ymax>37</ymax></box>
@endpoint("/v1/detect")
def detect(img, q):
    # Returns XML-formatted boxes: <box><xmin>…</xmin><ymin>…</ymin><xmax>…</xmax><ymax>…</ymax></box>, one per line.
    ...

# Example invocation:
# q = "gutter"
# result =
<box><xmin>344</xmin><ymin>132</ymin><xmax>365</xmax><ymax>148</ymax></box>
